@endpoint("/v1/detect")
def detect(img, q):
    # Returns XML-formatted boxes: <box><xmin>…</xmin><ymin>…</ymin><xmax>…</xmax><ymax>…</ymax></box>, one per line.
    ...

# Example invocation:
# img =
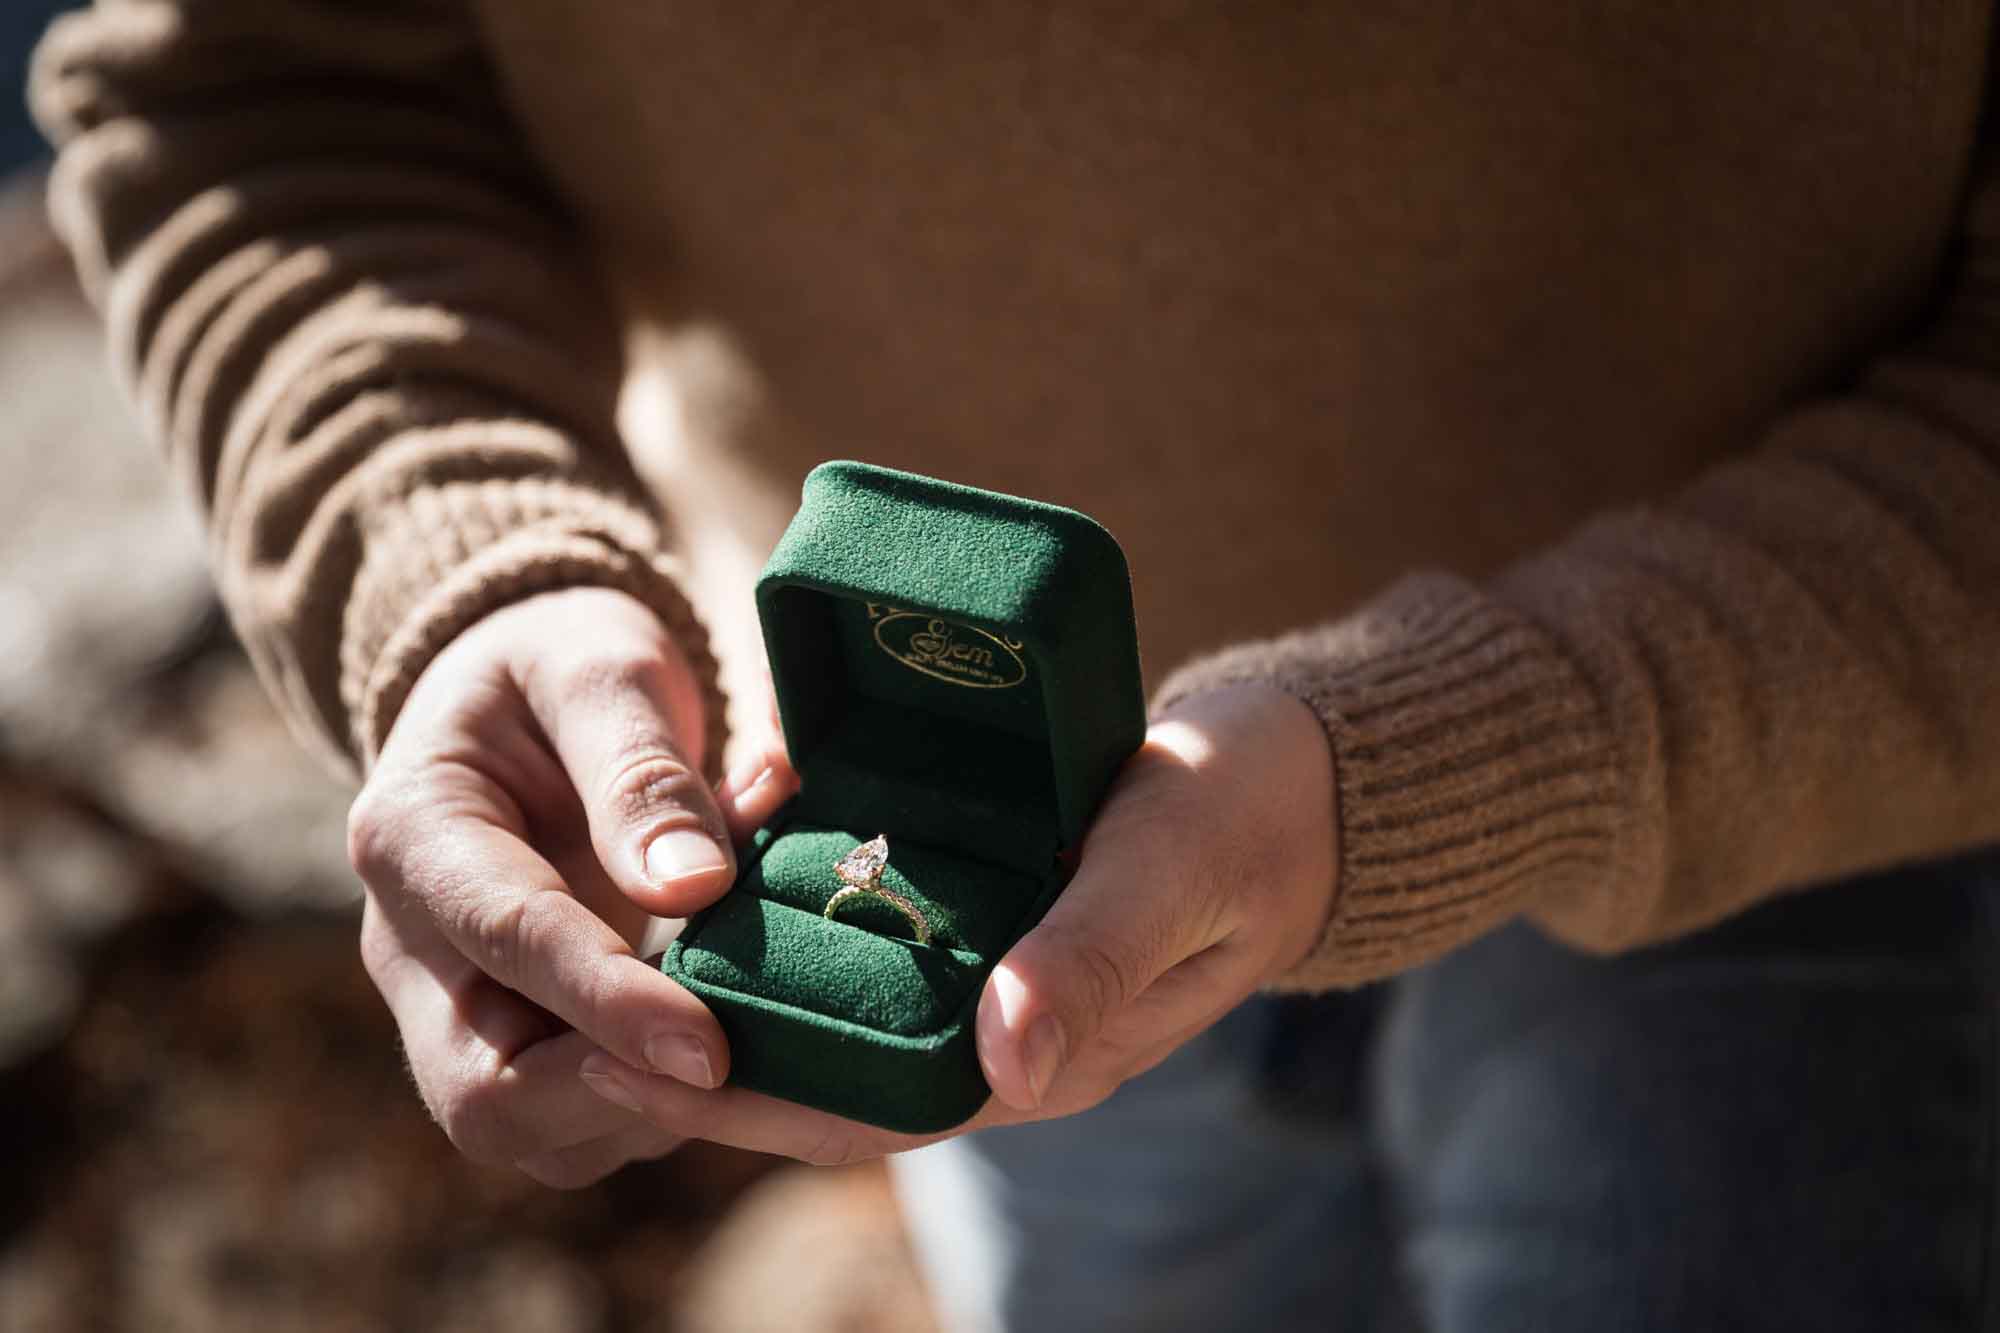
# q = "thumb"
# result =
<box><xmin>976</xmin><ymin>852</ymin><xmax>1192</xmax><ymax>1112</ymax></box>
<box><xmin>531</xmin><ymin>651</ymin><xmax>737</xmax><ymax>919</ymax></box>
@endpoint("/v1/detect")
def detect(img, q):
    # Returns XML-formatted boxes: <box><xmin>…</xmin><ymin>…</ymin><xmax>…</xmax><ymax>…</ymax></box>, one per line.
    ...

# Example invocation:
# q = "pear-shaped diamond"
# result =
<box><xmin>835</xmin><ymin>835</ymin><xmax>890</xmax><ymax>887</ymax></box>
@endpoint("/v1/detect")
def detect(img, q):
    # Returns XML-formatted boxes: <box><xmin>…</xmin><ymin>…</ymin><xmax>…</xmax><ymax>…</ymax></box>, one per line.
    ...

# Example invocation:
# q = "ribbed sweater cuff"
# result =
<box><xmin>1151</xmin><ymin>573</ymin><xmax>1622</xmax><ymax>991</ymax></box>
<box><xmin>340</xmin><ymin>476</ymin><xmax>727</xmax><ymax>776</ymax></box>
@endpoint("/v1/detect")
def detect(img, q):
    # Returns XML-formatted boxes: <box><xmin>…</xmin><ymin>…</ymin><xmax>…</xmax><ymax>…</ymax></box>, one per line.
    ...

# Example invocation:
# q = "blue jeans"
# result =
<box><xmin>890</xmin><ymin>847</ymin><xmax>2000</xmax><ymax>1332</ymax></box>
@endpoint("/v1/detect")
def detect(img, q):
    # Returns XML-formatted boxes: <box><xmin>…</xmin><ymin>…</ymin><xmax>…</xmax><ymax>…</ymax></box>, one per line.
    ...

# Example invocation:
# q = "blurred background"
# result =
<box><xmin>0</xmin><ymin>10</ymin><xmax>932</xmax><ymax>1330</ymax></box>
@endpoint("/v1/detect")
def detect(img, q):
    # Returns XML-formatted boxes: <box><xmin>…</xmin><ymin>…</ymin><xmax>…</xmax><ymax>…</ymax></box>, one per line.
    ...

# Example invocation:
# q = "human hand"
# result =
<box><xmin>572</xmin><ymin>683</ymin><xmax>1339</xmax><ymax>1162</ymax></box>
<box><xmin>346</xmin><ymin>585</ymin><xmax>796</xmax><ymax>1187</ymax></box>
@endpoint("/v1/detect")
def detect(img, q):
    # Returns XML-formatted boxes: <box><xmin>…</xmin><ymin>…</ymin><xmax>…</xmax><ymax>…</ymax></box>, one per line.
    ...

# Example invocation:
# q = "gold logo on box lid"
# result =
<box><xmin>868</xmin><ymin>605</ymin><xmax>1028</xmax><ymax>689</ymax></box>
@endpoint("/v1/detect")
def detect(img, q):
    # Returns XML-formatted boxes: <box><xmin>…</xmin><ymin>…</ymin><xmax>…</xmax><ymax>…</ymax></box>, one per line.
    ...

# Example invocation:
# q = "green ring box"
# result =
<box><xmin>662</xmin><ymin>461</ymin><xmax>1146</xmax><ymax>1132</ymax></box>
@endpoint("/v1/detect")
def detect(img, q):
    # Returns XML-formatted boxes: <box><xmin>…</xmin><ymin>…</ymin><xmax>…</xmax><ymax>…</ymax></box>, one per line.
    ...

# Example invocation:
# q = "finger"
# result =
<box><xmin>350</xmin><ymin>777</ymin><xmax>730</xmax><ymax>1089</ymax></box>
<box><xmin>974</xmin><ymin>826</ymin><xmax>1228</xmax><ymax>1112</ymax></box>
<box><xmin>545</xmin><ymin>826</ymin><xmax>668</xmax><ymax>957</ymax></box>
<box><xmin>514</xmin><ymin>1122</ymin><xmax>685</xmax><ymax>1190</ymax></box>
<box><xmin>1052</xmin><ymin>1002</ymin><xmax>1242</xmax><ymax>1110</ymax></box>
<box><xmin>1040</xmin><ymin>945</ymin><xmax>1260</xmax><ymax>1106</ymax></box>
<box><xmin>526</xmin><ymin>651</ymin><xmax>737</xmax><ymax>917</ymax></box>
<box><xmin>717</xmin><ymin>732</ymin><xmax>799</xmax><ymax>843</ymax></box>
<box><xmin>574</xmin><ymin>1052</ymin><xmax>1022</xmax><ymax>1163</ymax></box>
<box><xmin>541</xmin><ymin>825</ymin><xmax>692</xmax><ymax>965</ymax></box>
<box><xmin>363</xmin><ymin>902</ymin><xmax>656</xmax><ymax>1161</ymax></box>
<box><xmin>1091</xmin><ymin>934</ymin><xmax>1260</xmax><ymax>1060</ymax></box>
<box><xmin>418</xmin><ymin>1021</ymin><xmax>650</xmax><ymax>1162</ymax></box>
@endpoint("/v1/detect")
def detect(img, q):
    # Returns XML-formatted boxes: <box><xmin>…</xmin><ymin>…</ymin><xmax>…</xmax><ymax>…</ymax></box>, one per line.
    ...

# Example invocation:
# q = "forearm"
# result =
<box><xmin>31</xmin><ymin>0</ymin><xmax>724</xmax><ymax>777</ymax></box>
<box><xmin>1499</xmin><ymin>322</ymin><xmax>2000</xmax><ymax>952</ymax></box>
<box><xmin>1159</xmin><ymin>155</ymin><xmax>2000</xmax><ymax>990</ymax></box>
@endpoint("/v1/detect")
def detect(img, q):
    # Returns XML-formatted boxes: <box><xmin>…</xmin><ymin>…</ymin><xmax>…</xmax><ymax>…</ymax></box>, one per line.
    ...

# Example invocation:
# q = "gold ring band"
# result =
<box><xmin>824</xmin><ymin>835</ymin><xmax>933</xmax><ymax>946</ymax></box>
<box><xmin>823</xmin><ymin>883</ymin><xmax>933</xmax><ymax>946</ymax></box>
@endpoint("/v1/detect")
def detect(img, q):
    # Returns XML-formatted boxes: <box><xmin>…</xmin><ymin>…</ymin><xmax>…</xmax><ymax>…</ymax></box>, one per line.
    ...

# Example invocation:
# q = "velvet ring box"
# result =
<box><xmin>662</xmin><ymin>461</ymin><xmax>1146</xmax><ymax>1133</ymax></box>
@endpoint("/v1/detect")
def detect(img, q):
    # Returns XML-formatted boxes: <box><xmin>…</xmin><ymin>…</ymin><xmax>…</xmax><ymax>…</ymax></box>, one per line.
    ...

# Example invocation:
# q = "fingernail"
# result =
<box><xmin>579</xmin><ymin>1062</ymin><xmax>642</xmax><ymax>1114</ymax></box>
<box><xmin>1023</xmin><ymin>1014</ymin><xmax>1066</xmax><ymax>1107</ymax></box>
<box><xmin>645</xmin><ymin>1033</ymin><xmax>717</xmax><ymax>1088</ymax></box>
<box><xmin>726</xmin><ymin>758</ymin><xmax>775</xmax><ymax>797</ymax></box>
<box><xmin>635</xmin><ymin>915</ymin><xmax>684</xmax><ymax>961</ymax></box>
<box><xmin>646</xmin><ymin>828</ymin><xmax>728</xmax><ymax>885</ymax></box>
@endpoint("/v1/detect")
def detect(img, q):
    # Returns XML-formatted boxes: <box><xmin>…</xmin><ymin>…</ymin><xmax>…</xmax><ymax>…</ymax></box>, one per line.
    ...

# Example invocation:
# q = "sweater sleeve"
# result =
<box><xmin>28</xmin><ymin>0</ymin><xmax>727</xmax><ymax>780</ymax></box>
<box><xmin>1155</xmin><ymin>147</ymin><xmax>2000</xmax><ymax>992</ymax></box>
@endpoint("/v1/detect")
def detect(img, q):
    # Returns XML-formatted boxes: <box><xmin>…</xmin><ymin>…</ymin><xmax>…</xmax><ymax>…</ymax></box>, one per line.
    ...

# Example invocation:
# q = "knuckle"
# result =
<box><xmin>1076</xmin><ymin>939</ymin><xmax>1139</xmax><ymax>1014</ymax></box>
<box><xmin>556</xmin><ymin>651</ymin><xmax>670</xmax><ymax>714</ymax></box>
<box><xmin>436</xmin><ymin>1077</ymin><xmax>522</xmax><ymax>1165</ymax></box>
<box><xmin>344</xmin><ymin>783</ymin><xmax>410</xmax><ymax>884</ymax></box>
<box><xmin>467</xmin><ymin>886</ymin><xmax>572</xmax><ymax>993</ymax></box>
<box><xmin>601</xmin><ymin>751</ymin><xmax>710</xmax><ymax>830</ymax></box>
<box><xmin>1048</xmin><ymin>926</ymin><xmax>1140</xmax><ymax>1017</ymax></box>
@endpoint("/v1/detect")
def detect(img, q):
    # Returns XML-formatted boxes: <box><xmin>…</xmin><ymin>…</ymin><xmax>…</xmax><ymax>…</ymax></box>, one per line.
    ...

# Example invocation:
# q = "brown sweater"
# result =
<box><xmin>30</xmin><ymin>0</ymin><xmax>2000</xmax><ymax>989</ymax></box>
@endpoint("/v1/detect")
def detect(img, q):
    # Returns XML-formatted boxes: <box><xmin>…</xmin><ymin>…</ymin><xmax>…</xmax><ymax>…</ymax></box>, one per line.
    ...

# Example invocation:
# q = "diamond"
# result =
<box><xmin>835</xmin><ymin>835</ymin><xmax>890</xmax><ymax>887</ymax></box>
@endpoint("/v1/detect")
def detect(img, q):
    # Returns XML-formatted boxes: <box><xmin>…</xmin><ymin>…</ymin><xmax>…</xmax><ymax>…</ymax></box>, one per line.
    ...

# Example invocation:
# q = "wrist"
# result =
<box><xmin>1153</xmin><ymin>683</ymin><xmax>1341</xmax><ymax>981</ymax></box>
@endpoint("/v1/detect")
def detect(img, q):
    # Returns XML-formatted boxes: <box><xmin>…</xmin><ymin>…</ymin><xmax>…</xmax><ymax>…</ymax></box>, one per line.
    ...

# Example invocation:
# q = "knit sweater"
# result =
<box><xmin>30</xmin><ymin>0</ymin><xmax>2000</xmax><ymax>990</ymax></box>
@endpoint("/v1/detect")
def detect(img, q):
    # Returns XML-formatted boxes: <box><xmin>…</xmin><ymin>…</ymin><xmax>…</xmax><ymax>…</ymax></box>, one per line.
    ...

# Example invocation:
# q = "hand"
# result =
<box><xmin>346</xmin><ymin>586</ymin><xmax>796</xmax><ymax>1187</ymax></box>
<box><xmin>572</xmin><ymin>683</ymin><xmax>1339</xmax><ymax>1162</ymax></box>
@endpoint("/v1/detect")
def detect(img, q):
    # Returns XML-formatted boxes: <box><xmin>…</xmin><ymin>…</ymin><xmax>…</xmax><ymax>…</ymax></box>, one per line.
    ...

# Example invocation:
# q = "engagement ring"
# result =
<box><xmin>823</xmin><ymin>835</ymin><xmax>933</xmax><ymax>946</ymax></box>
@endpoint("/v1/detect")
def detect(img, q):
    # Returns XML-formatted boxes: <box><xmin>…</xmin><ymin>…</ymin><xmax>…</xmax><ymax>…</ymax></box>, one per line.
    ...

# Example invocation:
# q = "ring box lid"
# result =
<box><xmin>754</xmin><ymin>461</ymin><xmax>1146</xmax><ymax>875</ymax></box>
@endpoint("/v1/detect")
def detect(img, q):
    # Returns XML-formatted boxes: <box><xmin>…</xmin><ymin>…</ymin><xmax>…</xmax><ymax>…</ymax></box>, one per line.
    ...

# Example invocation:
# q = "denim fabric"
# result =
<box><xmin>889</xmin><ymin>846</ymin><xmax>2000</xmax><ymax>1332</ymax></box>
